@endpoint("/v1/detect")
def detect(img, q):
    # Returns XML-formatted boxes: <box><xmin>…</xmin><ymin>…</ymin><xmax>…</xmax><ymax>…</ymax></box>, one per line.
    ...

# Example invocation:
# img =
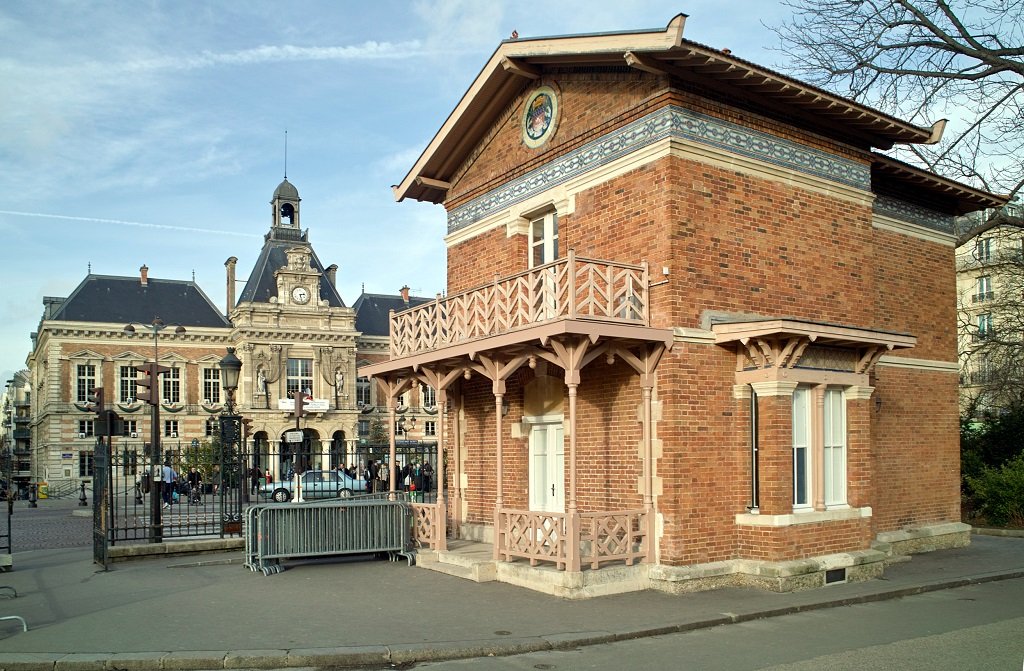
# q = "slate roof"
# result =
<box><xmin>353</xmin><ymin>292</ymin><xmax>432</xmax><ymax>337</ymax></box>
<box><xmin>237</xmin><ymin>236</ymin><xmax>346</xmax><ymax>307</ymax></box>
<box><xmin>48</xmin><ymin>274</ymin><xmax>230</xmax><ymax>328</ymax></box>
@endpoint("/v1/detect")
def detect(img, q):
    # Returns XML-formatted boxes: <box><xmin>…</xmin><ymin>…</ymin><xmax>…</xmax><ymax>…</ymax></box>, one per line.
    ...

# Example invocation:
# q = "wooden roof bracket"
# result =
<box><xmin>501</xmin><ymin>57</ymin><xmax>542</xmax><ymax>80</ymax></box>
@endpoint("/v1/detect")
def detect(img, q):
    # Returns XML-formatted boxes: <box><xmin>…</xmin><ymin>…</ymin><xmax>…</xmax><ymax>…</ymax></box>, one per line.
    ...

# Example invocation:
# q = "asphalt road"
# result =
<box><xmin>414</xmin><ymin>578</ymin><xmax>1024</xmax><ymax>671</ymax></box>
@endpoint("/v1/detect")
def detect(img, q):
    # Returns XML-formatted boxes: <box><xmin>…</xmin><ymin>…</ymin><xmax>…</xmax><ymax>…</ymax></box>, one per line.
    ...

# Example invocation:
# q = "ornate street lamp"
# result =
<box><xmin>217</xmin><ymin>348</ymin><xmax>245</xmax><ymax>515</ymax></box>
<box><xmin>219</xmin><ymin>348</ymin><xmax>242</xmax><ymax>415</ymax></box>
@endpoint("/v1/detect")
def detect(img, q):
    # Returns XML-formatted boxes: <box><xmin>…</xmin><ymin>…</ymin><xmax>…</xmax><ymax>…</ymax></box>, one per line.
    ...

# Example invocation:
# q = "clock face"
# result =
<box><xmin>292</xmin><ymin>286</ymin><xmax>310</xmax><ymax>304</ymax></box>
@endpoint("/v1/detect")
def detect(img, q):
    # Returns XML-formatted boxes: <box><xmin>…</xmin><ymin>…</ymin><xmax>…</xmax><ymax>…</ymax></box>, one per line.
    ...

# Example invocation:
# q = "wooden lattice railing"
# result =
<box><xmin>390</xmin><ymin>251</ymin><xmax>650</xmax><ymax>357</ymax></box>
<box><xmin>496</xmin><ymin>507</ymin><xmax>649</xmax><ymax>572</ymax></box>
<box><xmin>411</xmin><ymin>501</ymin><xmax>442</xmax><ymax>549</ymax></box>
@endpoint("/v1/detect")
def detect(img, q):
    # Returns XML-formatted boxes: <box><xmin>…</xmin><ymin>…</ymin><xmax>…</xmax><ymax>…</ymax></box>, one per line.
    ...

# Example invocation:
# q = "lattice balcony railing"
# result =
<box><xmin>496</xmin><ymin>507</ymin><xmax>649</xmax><ymax>572</ymax></box>
<box><xmin>390</xmin><ymin>250</ymin><xmax>650</xmax><ymax>357</ymax></box>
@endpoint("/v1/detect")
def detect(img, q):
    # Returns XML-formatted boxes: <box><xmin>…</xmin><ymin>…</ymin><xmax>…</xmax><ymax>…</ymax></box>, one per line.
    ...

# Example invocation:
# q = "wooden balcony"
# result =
<box><xmin>389</xmin><ymin>251</ymin><xmax>651</xmax><ymax>358</ymax></box>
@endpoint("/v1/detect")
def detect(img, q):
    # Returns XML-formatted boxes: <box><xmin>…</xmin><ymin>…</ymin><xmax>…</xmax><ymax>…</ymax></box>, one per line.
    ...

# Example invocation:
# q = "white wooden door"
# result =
<box><xmin>529</xmin><ymin>422</ymin><xmax>565</xmax><ymax>513</ymax></box>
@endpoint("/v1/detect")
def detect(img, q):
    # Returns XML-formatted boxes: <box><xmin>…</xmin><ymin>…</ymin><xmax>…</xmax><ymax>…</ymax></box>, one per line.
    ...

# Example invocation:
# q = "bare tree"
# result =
<box><xmin>771</xmin><ymin>0</ymin><xmax>1024</xmax><ymax>203</ymax></box>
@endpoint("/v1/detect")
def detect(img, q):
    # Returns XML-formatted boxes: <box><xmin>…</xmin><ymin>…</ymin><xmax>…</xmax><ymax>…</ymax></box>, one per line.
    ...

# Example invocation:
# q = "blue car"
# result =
<box><xmin>260</xmin><ymin>469</ymin><xmax>366</xmax><ymax>502</ymax></box>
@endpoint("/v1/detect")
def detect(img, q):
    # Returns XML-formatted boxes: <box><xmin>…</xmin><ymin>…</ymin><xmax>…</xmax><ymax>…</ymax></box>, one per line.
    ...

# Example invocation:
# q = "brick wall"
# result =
<box><xmin>440</xmin><ymin>69</ymin><xmax>960</xmax><ymax>566</ymax></box>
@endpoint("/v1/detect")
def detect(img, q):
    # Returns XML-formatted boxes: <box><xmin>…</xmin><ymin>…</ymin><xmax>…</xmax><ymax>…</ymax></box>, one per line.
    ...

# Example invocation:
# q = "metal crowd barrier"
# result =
<box><xmin>244</xmin><ymin>493</ymin><xmax>415</xmax><ymax>575</ymax></box>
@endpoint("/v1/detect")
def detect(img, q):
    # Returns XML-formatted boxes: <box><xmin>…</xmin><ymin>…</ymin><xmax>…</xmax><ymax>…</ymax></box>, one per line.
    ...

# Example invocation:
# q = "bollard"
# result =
<box><xmin>28</xmin><ymin>483</ymin><xmax>37</xmax><ymax>508</ymax></box>
<box><xmin>79</xmin><ymin>481</ymin><xmax>88</xmax><ymax>506</ymax></box>
<box><xmin>134</xmin><ymin>481</ymin><xmax>143</xmax><ymax>505</ymax></box>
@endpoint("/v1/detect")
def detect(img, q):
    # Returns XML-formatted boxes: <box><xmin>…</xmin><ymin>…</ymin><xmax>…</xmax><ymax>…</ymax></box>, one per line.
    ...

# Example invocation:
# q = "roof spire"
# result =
<box><xmin>284</xmin><ymin>129</ymin><xmax>288</xmax><ymax>179</ymax></box>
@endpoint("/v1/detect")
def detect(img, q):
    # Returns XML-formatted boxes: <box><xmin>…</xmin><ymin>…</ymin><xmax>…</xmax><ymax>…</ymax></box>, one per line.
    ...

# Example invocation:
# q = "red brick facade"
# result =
<box><xmin>440</xmin><ymin>69</ymin><xmax>964</xmax><ymax>569</ymax></box>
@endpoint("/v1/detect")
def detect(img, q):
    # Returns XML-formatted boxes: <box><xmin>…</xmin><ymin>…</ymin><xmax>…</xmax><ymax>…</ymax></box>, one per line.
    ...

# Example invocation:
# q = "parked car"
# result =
<box><xmin>260</xmin><ymin>469</ymin><xmax>366</xmax><ymax>502</ymax></box>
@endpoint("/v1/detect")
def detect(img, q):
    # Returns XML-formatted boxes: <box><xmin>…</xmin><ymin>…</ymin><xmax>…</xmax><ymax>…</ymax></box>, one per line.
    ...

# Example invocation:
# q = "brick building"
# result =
<box><xmin>362</xmin><ymin>16</ymin><xmax>1007</xmax><ymax>596</ymax></box>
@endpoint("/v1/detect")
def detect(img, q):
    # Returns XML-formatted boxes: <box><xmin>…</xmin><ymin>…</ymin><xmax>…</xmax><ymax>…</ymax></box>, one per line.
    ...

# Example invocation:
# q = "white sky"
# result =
<box><xmin>0</xmin><ymin>1</ymin><xmax>795</xmax><ymax>383</ymax></box>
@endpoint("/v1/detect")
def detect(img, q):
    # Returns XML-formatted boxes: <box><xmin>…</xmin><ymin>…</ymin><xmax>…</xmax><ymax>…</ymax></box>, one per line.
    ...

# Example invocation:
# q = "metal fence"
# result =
<box><xmin>245</xmin><ymin>493</ymin><xmax>415</xmax><ymax>575</ymax></box>
<box><xmin>99</xmin><ymin>440</ymin><xmax>440</xmax><ymax>546</ymax></box>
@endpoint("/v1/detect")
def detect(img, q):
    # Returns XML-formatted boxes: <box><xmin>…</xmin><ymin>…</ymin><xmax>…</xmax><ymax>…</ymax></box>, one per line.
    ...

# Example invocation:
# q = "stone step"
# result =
<box><xmin>417</xmin><ymin>549</ymin><xmax>496</xmax><ymax>582</ymax></box>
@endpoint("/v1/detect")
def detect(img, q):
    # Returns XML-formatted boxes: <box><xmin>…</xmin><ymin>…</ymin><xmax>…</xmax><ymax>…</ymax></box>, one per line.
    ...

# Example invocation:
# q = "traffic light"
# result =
<box><xmin>96</xmin><ymin>410</ymin><xmax>123</xmax><ymax>437</ymax></box>
<box><xmin>87</xmin><ymin>387</ymin><xmax>105</xmax><ymax>414</ymax></box>
<box><xmin>133</xmin><ymin>363</ymin><xmax>170</xmax><ymax>405</ymax></box>
<box><xmin>241</xmin><ymin>417</ymin><xmax>253</xmax><ymax>440</ymax></box>
<box><xmin>133</xmin><ymin>365</ymin><xmax>156</xmax><ymax>405</ymax></box>
<box><xmin>293</xmin><ymin>391</ymin><xmax>309</xmax><ymax>419</ymax></box>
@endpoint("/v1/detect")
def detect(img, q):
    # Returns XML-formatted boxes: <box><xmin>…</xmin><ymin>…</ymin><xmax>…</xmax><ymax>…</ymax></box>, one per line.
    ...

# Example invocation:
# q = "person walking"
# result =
<box><xmin>161</xmin><ymin>461</ymin><xmax>178</xmax><ymax>509</ymax></box>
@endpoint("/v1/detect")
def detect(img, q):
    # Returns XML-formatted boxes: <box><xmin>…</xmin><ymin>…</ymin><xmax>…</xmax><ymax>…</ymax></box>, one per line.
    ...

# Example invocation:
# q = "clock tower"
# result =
<box><xmin>272</xmin><ymin>178</ymin><xmax>301</xmax><ymax>231</ymax></box>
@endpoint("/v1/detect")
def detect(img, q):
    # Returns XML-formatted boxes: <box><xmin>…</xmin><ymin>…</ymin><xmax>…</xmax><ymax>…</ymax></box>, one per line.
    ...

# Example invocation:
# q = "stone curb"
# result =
<box><xmin>2</xmin><ymin>569</ymin><xmax>1022</xmax><ymax>671</ymax></box>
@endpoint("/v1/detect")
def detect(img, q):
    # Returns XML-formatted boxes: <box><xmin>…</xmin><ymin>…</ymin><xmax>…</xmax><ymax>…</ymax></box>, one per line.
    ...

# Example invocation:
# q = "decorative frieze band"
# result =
<box><xmin>448</xmin><ymin>105</ymin><xmax>871</xmax><ymax>233</ymax></box>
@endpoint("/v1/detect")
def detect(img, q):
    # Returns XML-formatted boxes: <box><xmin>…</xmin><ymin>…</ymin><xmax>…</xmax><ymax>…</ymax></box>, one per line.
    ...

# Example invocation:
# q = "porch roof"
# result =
<box><xmin>359</xmin><ymin>318</ymin><xmax>673</xmax><ymax>378</ymax></box>
<box><xmin>711</xmin><ymin>318</ymin><xmax>917</xmax><ymax>350</ymax></box>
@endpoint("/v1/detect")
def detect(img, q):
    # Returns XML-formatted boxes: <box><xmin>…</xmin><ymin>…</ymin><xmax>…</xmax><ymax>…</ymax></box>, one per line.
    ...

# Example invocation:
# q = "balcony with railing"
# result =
<box><xmin>972</xmin><ymin>291</ymin><xmax>995</xmax><ymax>303</ymax></box>
<box><xmin>389</xmin><ymin>250</ymin><xmax>651</xmax><ymax>359</ymax></box>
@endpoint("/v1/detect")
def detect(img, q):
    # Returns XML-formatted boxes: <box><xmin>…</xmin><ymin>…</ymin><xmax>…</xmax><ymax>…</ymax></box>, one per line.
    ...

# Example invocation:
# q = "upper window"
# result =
<box><xmin>424</xmin><ymin>420</ymin><xmax>437</xmax><ymax>437</ymax></box>
<box><xmin>119</xmin><ymin>365</ymin><xmax>137</xmax><ymax>403</ymax></box>
<box><xmin>975</xmin><ymin>275</ymin><xmax>993</xmax><ymax>302</ymax></box>
<box><xmin>529</xmin><ymin>212</ymin><xmax>559</xmax><ymax>268</ymax></box>
<box><xmin>287</xmin><ymin>358</ymin><xmax>313</xmax><ymax>397</ymax></box>
<box><xmin>976</xmin><ymin>237</ymin><xmax>992</xmax><ymax>262</ymax></box>
<box><xmin>76</xmin><ymin>364</ymin><xmax>96</xmax><ymax>403</ymax></box>
<box><xmin>976</xmin><ymin>312</ymin><xmax>993</xmax><ymax>341</ymax></box>
<box><xmin>421</xmin><ymin>383</ymin><xmax>437</xmax><ymax>408</ymax></box>
<box><xmin>163</xmin><ymin>367</ymin><xmax>181</xmax><ymax>404</ymax></box>
<box><xmin>203</xmin><ymin>368</ymin><xmax>221</xmax><ymax>404</ymax></box>
<box><xmin>356</xmin><ymin>376</ymin><xmax>371</xmax><ymax>407</ymax></box>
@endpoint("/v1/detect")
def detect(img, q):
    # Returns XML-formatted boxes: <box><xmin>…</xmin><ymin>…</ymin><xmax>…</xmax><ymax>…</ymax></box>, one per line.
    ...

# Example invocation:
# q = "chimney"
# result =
<box><xmin>325</xmin><ymin>264</ymin><xmax>338</xmax><ymax>288</ymax></box>
<box><xmin>140</xmin><ymin>265</ymin><xmax>149</xmax><ymax>286</ymax></box>
<box><xmin>400</xmin><ymin>285</ymin><xmax>410</xmax><ymax>304</ymax></box>
<box><xmin>225</xmin><ymin>256</ymin><xmax>237</xmax><ymax>316</ymax></box>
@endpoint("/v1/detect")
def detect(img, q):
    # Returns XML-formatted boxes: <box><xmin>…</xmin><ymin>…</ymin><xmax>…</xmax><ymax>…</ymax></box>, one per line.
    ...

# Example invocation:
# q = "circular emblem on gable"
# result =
<box><xmin>521</xmin><ymin>86</ymin><xmax>558</xmax><ymax>148</ymax></box>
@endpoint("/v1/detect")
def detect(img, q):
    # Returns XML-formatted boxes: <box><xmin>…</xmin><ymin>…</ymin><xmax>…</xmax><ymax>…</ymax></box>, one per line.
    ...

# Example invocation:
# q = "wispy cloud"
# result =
<box><xmin>123</xmin><ymin>41</ymin><xmax>426</xmax><ymax>72</ymax></box>
<box><xmin>0</xmin><ymin>211</ymin><xmax>259</xmax><ymax>238</ymax></box>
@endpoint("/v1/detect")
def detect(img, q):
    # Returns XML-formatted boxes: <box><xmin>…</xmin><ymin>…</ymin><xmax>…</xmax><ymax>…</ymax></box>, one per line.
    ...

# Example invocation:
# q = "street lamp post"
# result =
<box><xmin>218</xmin><ymin>348</ymin><xmax>243</xmax><ymax>520</ymax></box>
<box><xmin>124</xmin><ymin>318</ymin><xmax>184</xmax><ymax>543</ymax></box>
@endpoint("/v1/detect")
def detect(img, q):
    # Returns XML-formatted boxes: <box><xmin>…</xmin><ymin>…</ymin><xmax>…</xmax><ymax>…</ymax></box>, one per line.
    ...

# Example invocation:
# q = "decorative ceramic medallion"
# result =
<box><xmin>522</xmin><ymin>86</ymin><xmax>558</xmax><ymax>148</ymax></box>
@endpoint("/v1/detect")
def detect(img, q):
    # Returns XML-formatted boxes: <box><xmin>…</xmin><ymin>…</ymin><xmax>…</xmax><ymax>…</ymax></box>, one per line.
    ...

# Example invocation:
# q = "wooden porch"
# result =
<box><xmin>361</xmin><ymin>250</ymin><xmax>673</xmax><ymax>579</ymax></box>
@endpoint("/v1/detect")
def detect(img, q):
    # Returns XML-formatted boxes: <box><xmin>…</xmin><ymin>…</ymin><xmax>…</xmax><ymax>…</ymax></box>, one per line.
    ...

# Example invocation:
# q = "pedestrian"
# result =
<box><xmin>186</xmin><ymin>467</ymin><xmax>203</xmax><ymax>505</ymax></box>
<box><xmin>161</xmin><ymin>461</ymin><xmax>178</xmax><ymax>508</ymax></box>
<box><xmin>421</xmin><ymin>460</ymin><xmax>434</xmax><ymax>492</ymax></box>
<box><xmin>249</xmin><ymin>466</ymin><xmax>261</xmax><ymax>495</ymax></box>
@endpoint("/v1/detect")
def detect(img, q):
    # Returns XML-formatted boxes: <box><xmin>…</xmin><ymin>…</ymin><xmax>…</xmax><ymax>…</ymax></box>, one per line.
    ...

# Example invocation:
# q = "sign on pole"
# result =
<box><xmin>285</xmin><ymin>430</ymin><xmax>303</xmax><ymax>443</ymax></box>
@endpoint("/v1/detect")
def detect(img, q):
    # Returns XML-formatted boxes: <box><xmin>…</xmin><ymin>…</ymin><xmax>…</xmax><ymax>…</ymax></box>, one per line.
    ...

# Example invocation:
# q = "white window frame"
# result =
<box><xmin>424</xmin><ymin>420</ymin><xmax>437</xmax><ymax>437</ymax></box>
<box><xmin>421</xmin><ymin>383</ymin><xmax>436</xmax><ymax>408</ymax></box>
<box><xmin>122</xmin><ymin>419</ymin><xmax>137</xmax><ymax>437</ymax></box>
<box><xmin>164</xmin><ymin>419</ymin><xmax>179</xmax><ymax>437</ymax></box>
<box><xmin>528</xmin><ymin>211</ymin><xmax>559</xmax><ymax>268</ymax></box>
<box><xmin>356</xmin><ymin>376</ymin><xmax>371</xmax><ymax>406</ymax></box>
<box><xmin>792</xmin><ymin>387</ymin><xmax>812</xmax><ymax>509</ymax></box>
<box><xmin>976</xmin><ymin>237</ymin><xmax>991</xmax><ymax>262</ymax></box>
<box><xmin>203</xmin><ymin>368</ymin><xmax>221</xmax><ymax>404</ymax></box>
<box><xmin>162</xmin><ymin>367</ymin><xmax>181</xmax><ymax>404</ymax></box>
<box><xmin>78</xmin><ymin>419</ymin><xmax>95</xmax><ymax>437</ymax></box>
<box><xmin>119</xmin><ymin>365</ymin><xmax>137</xmax><ymax>403</ymax></box>
<box><xmin>287</xmin><ymin>358</ymin><xmax>313</xmax><ymax>397</ymax></box>
<box><xmin>822</xmin><ymin>388</ymin><xmax>847</xmax><ymax>507</ymax></box>
<box><xmin>76</xmin><ymin>364</ymin><xmax>96</xmax><ymax>403</ymax></box>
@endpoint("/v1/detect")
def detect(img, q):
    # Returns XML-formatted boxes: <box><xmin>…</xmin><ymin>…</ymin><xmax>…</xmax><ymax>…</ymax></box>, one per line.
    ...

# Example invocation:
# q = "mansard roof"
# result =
<box><xmin>237</xmin><ymin>239</ymin><xmax>346</xmax><ymax>307</ymax></box>
<box><xmin>353</xmin><ymin>292</ymin><xmax>432</xmax><ymax>337</ymax></box>
<box><xmin>395</xmin><ymin>14</ymin><xmax>946</xmax><ymax>204</ymax></box>
<box><xmin>48</xmin><ymin>274</ymin><xmax>229</xmax><ymax>328</ymax></box>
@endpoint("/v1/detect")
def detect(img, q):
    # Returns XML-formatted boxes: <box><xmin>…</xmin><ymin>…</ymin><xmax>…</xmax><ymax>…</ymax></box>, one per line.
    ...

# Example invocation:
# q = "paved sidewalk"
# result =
<box><xmin>0</xmin><ymin>504</ymin><xmax>1022</xmax><ymax>670</ymax></box>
